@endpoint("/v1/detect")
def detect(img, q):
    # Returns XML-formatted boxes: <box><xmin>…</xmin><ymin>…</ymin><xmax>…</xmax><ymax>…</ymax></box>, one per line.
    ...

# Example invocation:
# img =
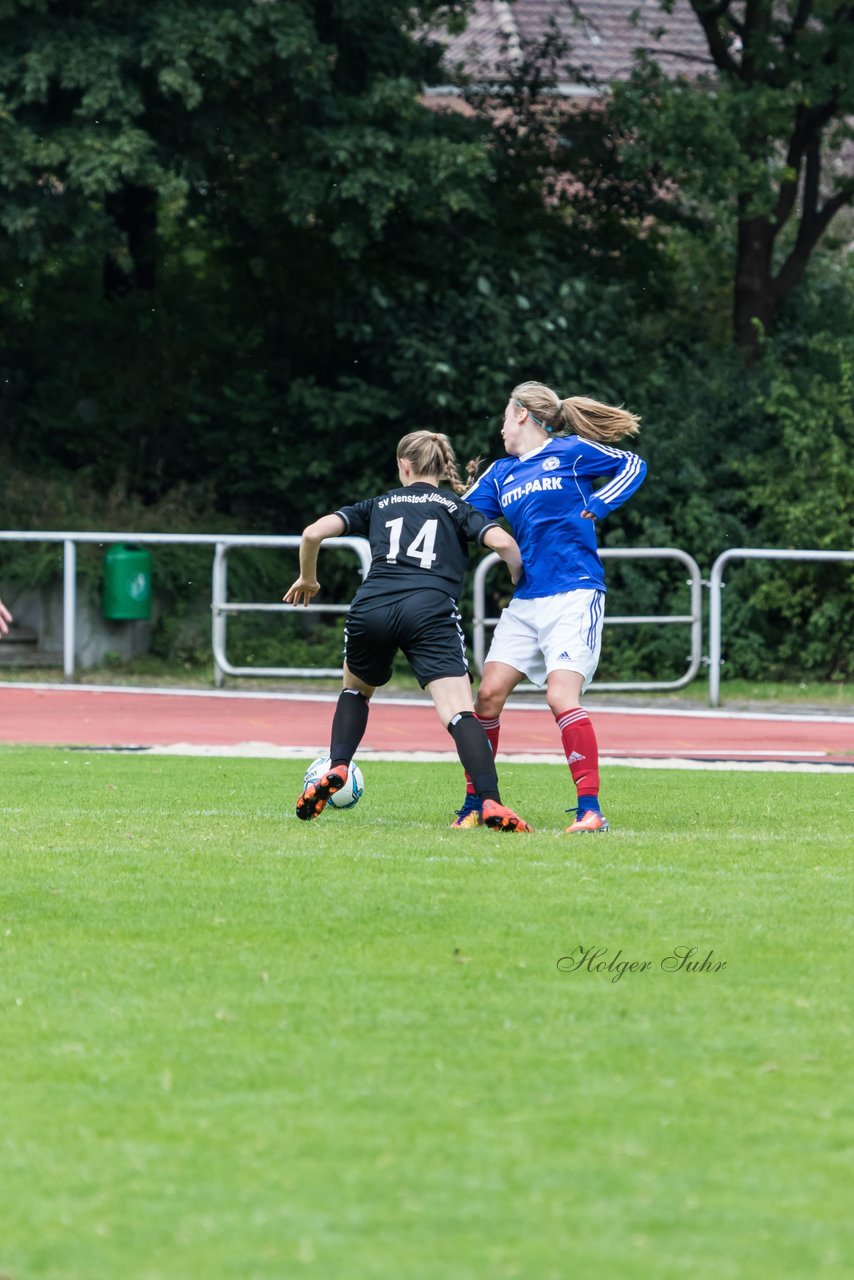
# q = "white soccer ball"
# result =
<box><xmin>304</xmin><ymin>756</ymin><xmax>365</xmax><ymax>810</ymax></box>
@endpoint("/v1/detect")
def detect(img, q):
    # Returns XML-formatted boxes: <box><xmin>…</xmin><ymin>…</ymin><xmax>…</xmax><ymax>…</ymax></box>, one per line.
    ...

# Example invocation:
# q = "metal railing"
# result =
<box><xmin>708</xmin><ymin>548</ymin><xmax>854</xmax><ymax>707</ymax></box>
<box><xmin>211</xmin><ymin>536</ymin><xmax>371</xmax><ymax>684</ymax></box>
<box><xmin>4</xmin><ymin>531</ymin><xmax>850</xmax><ymax>704</ymax></box>
<box><xmin>0</xmin><ymin>531</ymin><xmax>370</xmax><ymax>683</ymax></box>
<box><xmin>473</xmin><ymin>547</ymin><xmax>704</xmax><ymax>691</ymax></box>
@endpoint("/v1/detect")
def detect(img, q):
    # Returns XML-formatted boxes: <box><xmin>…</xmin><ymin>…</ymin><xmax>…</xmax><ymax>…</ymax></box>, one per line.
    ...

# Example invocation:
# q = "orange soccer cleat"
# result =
<box><xmin>451</xmin><ymin>794</ymin><xmax>483</xmax><ymax>828</ymax></box>
<box><xmin>296</xmin><ymin>765</ymin><xmax>349</xmax><ymax>821</ymax></box>
<box><xmin>482</xmin><ymin>799</ymin><xmax>534</xmax><ymax>834</ymax></box>
<box><xmin>565</xmin><ymin>808</ymin><xmax>610</xmax><ymax>835</ymax></box>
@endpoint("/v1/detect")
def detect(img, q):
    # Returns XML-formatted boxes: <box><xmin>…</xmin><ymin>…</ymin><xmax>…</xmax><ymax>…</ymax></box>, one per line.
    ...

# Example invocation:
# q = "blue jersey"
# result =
<box><xmin>465</xmin><ymin>435</ymin><xmax>647</xmax><ymax>598</ymax></box>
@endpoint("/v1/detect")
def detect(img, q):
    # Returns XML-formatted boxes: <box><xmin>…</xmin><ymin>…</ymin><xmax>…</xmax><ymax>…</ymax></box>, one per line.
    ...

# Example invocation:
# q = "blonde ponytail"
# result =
<box><xmin>512</xmin><ymin>381</ymin><xmax>641</xmax><ymax>443</ymax></box>
<box><xmin>561</xmin><ymin>396</ymin><xmax>640</xmax><ymax>443</ymax></box>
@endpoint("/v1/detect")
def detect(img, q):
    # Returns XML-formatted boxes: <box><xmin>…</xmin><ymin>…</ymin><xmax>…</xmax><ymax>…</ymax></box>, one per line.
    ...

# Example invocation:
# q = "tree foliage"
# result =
<box><xmin>0</xmin><ymin>1</ymin><xmax>493</xmax><ymax>517</ymax></box>
<box><xmin>608</xmin><ymin>0</ymin><xmax>854</xmax><ymax>353</ymax></box>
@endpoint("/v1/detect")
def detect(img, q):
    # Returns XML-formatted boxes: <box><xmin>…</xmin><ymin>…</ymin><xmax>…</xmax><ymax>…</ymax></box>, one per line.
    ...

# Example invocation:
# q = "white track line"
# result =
<box><xmin>2</xmin><ymin>680</ymin><xmax>852</xmax><ymax>725</ymax></box>
<box><xmin>63</xmin><ymin>743</ymin><xmax>854</xmax><ymax>773</ymax></box>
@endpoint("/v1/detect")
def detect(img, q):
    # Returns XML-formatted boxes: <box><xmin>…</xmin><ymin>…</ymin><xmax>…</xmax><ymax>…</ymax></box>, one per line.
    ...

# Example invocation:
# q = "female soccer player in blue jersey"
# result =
<box><xmin>284</xmin><ymin>430</ymin><xmax>534</xmax><ymax>833</ymax></box>
<box><xmin>453</xmin><ymin>381</ymin><xmax>647</xmax><ymax>834</ymax></box>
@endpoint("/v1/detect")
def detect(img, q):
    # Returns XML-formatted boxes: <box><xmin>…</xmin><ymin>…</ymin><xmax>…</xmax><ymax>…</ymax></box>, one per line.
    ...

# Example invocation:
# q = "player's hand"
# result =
<box><xmin>510</xmin><ymin>563</ymin><xmax>524</xmax><ymax>586</ymax></box>
<box><xmin>283</xmin><ymin>577</ymin><xmax>320</xmax><ymax>607</ymax></box>
<box><xmin>581</xmin><ymin>509</ymin><xmax>596</xmax><ymax>520</ymax></box>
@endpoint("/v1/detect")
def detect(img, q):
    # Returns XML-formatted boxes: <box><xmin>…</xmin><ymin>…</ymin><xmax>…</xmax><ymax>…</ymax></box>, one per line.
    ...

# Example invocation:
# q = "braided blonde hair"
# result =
<box><xmin>397</xmin><ymin>430</ymin><xmax>468</xmax><ymax>495</ymax></box>
<box><xmin>512</xmin><ymin>380</ymin><xmax>641</xmax><ymax>443</ymax></box>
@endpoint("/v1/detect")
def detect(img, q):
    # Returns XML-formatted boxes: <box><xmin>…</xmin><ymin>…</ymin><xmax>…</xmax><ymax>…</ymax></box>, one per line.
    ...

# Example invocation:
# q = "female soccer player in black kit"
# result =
<box><xmin>284</xmin><ymin>431</ymin><xmax>533</xmax><ymax>833</ymax></box>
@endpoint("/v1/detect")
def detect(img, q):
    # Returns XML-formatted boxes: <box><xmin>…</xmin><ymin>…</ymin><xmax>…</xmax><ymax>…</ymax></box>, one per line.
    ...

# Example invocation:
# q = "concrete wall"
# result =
<box><xmin>3</xmin><ymin>583</ymin><xmax>155</xmax><ymax>670</ymax></box>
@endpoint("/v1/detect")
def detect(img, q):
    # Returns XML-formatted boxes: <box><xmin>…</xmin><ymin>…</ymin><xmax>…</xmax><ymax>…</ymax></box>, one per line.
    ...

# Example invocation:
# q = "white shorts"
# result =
<box><xmin>484</xmin><ymin>590</ymin><xmax>605</xmax><ymax>691</ymax></box>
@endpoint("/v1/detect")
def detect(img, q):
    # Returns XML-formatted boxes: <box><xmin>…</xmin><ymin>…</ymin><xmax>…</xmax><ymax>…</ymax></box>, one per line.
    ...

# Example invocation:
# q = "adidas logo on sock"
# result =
<box><xmin>566</xmin><ymin>751</ymin><xmax>585</xmax><ymax>764</ymax></box>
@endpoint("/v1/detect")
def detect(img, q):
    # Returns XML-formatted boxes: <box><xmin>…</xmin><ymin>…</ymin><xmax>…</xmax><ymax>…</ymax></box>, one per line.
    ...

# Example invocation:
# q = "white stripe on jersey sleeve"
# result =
<box><xmin>594</xmin><ymin>455</ymin><xmax>643</xmax><ymax>505</ymax></box>
<box><xmin>574</xmin><ymin>439</ymin><xmax>628</xmax><ymax>460</ymax></box>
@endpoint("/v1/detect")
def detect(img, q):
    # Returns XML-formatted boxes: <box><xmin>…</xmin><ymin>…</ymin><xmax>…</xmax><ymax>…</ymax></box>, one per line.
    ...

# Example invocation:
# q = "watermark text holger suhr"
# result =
<box><xmin>557</xmin><ymin>945</ymin><xmax>727</xmax><ymax>984</ymax></box>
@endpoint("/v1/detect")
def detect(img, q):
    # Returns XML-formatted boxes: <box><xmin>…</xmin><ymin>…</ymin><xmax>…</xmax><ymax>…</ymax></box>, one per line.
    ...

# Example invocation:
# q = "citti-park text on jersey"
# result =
<box><xmin>377</xmin><ymin>493</ymin><xmax>458</xmax><ymax>512</ymax></box>
<box><xmin>500</xmin><ymin>477</ymin><xmax>563</xmax><ymax>508</ymax></box>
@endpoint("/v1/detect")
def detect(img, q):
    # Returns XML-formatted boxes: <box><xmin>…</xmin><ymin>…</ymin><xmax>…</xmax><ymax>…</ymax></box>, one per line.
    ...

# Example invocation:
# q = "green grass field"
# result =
<box><xmin>1</xmin><ymin>747</ymin><xmax>851</xmax><ymax>1279</ymax></box>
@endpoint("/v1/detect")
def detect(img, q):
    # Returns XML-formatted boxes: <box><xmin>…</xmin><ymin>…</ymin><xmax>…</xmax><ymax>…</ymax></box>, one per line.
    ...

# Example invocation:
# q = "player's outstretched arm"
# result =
<box><xmin>482</xmin><ymin>526</ymin><xmax>523</xmax><ymax>585</ymax></box>
<box><xmin>0</xmin><ymin>597</ymin><xmax>11</xmax><ymax>636</ymax></box>
<box><xmin>283</xmin><ymin>514</ymin><xmax>346</xmax><ymax>606</ymax></box>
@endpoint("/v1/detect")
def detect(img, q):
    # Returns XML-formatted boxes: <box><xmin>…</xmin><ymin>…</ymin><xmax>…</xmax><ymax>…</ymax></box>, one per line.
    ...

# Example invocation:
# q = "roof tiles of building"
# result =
<box><xmin>433</xmin><ymin>0</ymin><xmax>712</xmax><ymax>91</ymax></box>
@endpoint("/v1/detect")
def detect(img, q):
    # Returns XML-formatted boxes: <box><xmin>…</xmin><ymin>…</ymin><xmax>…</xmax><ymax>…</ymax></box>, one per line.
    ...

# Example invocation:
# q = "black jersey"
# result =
<box><xmin>336</xmin><ymin>483</ymin><xmax>499</xmax><ymax>603</ymax></box>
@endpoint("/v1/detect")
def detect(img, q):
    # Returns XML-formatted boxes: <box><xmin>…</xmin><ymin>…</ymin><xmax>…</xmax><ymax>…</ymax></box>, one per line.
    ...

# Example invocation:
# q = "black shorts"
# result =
<box><xmin>344</xmin><ymin>590</ymin><xmax>469</xmax><ymax>689</ymax></box>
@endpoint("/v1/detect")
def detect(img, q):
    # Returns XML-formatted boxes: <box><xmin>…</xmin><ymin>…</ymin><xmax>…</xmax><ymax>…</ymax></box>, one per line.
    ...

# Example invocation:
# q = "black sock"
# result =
<box><xmin>447</xmin><ymin>712</ymin><xmax>500</xmax><ymax>803</ymax></box>
<box><xmin>329</xmin><ymin>689</ymin><xmax>370</xmax><ymax>767</ymax></box>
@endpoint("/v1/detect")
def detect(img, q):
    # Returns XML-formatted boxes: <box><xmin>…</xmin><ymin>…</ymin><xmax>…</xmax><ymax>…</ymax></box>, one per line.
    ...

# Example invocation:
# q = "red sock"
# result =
<box><xmin>464</xmin><ymin>715</ymin><xmax>501</xmax><ymax>795</ymax></box>
<box><xmin>554</xmin><ymin>707</ymin><xmax>600</xmax><ymax>797</ymax></box>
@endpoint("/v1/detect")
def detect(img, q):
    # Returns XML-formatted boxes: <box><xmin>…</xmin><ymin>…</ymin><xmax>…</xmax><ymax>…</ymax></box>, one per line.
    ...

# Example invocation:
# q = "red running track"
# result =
<box><xmin>0</xmin><ymin>684</ymin><xmax>852</xmax><ymax>766</ymax></box>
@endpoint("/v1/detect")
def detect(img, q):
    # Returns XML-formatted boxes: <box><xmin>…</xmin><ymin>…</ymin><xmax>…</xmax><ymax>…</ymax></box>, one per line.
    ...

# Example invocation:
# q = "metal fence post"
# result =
<box><xmin>708</xmin><ymin>553</ymin><xmax>725</xmax><ymax>708</ymax></box>
<box><xmin>211</xmin><ymin>542</ymin><xmax>227</xmax><ymax>688</ymax></box>
<box><xmin>63</xmin><ymin>538</ymin><xmax>77</xmax><ymax>682</ymax></box>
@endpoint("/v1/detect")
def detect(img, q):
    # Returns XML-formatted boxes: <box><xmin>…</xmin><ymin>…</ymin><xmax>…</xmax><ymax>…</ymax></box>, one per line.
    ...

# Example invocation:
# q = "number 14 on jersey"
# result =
<box><xmin>385</xmin><ymin>518</ymin><xmax>438</xmax><ymax>570</ymax></box>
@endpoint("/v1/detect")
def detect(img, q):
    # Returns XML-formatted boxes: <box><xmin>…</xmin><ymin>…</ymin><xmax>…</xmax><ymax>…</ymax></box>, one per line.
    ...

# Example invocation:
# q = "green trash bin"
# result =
<box><xmin>103</xmin><ymin>544</ymin><xmax>152</xmax><ymax>620</ymax></box>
